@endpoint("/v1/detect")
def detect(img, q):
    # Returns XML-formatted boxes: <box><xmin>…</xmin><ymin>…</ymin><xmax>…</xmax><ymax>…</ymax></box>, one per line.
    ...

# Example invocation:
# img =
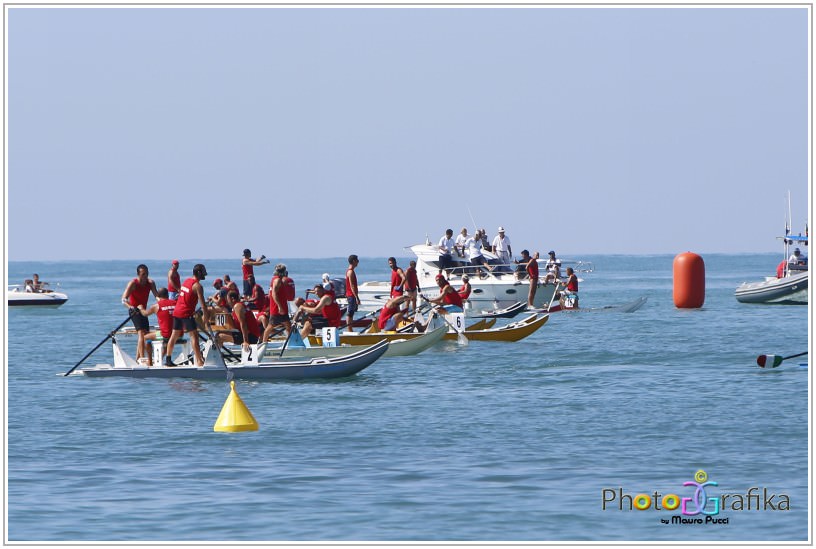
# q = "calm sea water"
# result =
<box><xmin>5</xmin><ymin>254</ymin><xmax>810</xmax><ymax>542</ymax></box>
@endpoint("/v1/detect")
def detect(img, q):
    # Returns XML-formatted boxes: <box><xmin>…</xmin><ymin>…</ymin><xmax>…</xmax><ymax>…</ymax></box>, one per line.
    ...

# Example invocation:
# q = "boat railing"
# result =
<box><xmin>419</xmin><ymin>258</ymin><xmax>593</xmax><ymax>280</ymax></box>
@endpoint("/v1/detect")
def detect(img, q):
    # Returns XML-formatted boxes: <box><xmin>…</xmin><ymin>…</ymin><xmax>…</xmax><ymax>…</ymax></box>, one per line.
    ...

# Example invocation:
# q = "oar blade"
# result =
<box><xmin>757</xmin><ymin>354</ymin><xmax>784</xmax><ymax>368</ymax></box>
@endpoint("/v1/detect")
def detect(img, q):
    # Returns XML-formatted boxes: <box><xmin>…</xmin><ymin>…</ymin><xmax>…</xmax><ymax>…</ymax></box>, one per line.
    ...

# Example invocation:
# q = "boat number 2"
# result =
<box><xmin>241</xmin><ymin>344</ymin><xmax>260</xmax><ymax>365</ymax></box>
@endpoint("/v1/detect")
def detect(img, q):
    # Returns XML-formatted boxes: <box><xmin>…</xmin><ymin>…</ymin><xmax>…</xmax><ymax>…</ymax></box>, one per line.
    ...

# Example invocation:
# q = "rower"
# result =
<box><xmin>426</xmin><ymin>273</ymin><xmax>464</xmax><ymax>314</ymax></box>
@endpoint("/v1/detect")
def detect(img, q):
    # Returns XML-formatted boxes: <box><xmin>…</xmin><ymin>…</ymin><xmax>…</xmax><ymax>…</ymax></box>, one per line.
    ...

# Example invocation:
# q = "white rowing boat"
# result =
<box><xmin>71</xmin><ymin>337</ymin><xmax>390</xmax><ymax>381</ymax></box>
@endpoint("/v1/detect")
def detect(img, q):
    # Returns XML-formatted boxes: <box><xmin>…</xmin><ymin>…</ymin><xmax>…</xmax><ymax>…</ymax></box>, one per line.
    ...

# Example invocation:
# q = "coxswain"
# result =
<box><xmin>164</xmin><ymin>263</ymin><xmax>210</xmax><ymax>367</ymax></box>
<box><xmin>241</xmin><ymin>248</ymin><xmax>269</xmax><ymax>297</ymax></box>
<box><xmin>121</xmin><ymin>264</ymin><xmax>159</xmax><ymax>364</ymax></box>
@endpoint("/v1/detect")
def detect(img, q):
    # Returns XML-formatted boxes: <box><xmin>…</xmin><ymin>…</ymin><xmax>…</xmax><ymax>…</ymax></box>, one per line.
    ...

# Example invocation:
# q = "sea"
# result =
<box><xmin>5</xmin><ymin>254</ymin><xmax>810</xmax><ymax>543</ymax></box>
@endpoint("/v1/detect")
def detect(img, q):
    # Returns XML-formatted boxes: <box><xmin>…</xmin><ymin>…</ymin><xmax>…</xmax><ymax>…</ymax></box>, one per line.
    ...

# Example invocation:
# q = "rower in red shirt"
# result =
<box><xmin>165</xmin><ymin>263</ymin><xmax>211</xmax><ymax>367</ymax></box>
<box><xmin>261</xmin><ymin>263</ymin><xmax>294</xmax><ymax>342</ymax></box>
<box><xmin>458</xmin><ymin>274</ymin><xmax>472</xmax><ymax>300</ymax></box>
<box><xmin>221</xmin><ymin>291</ymin><xmax>261</xmax><ymax>350</ymax></box>
<box><xmin>121</xmin><ymin>263</ymin><xmax>159</xmax><ymax>365</ymax></box>
<box><xmin>427</xmin><ymin>273</ymin><xmax>464</xmax><ymax>313</ymax></box>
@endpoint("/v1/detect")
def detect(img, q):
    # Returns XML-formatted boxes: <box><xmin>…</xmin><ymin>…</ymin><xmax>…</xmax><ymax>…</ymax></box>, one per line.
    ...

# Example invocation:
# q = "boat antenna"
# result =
<box><xmin>466</xmin><ymin>204</ymin><xmax>478</xmax><ymax>232</ymax></box>
<box><xmin>787</xmin><ymin>190</ymin><xmax>792</xmax><ymax>237</ymax></box>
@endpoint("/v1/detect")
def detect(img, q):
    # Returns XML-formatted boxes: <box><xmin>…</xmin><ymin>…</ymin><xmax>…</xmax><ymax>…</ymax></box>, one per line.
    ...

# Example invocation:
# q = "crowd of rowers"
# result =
<box><xmin>120</xmin><ymin>250</ymin><xmax>479</xmax><ymax>367</ymax></box>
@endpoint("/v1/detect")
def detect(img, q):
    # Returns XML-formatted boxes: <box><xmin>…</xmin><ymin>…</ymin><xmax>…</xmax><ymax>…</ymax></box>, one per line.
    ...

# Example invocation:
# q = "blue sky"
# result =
<box><xmin>6</xmin><ymin>4</ymin><xmax>811</xmax><ymax>261</ymax></box>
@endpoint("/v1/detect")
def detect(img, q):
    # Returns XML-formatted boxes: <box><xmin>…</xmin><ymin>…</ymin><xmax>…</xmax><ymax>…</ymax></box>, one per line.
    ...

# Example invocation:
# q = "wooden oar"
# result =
<box><xmin>64</xmin><ymin>310</ymin><xmax>137</xmax><ymax>376</ymax></box>
<box><xmin>278</xmin><ymin>305</ymin><xmax>302</xmax><ymax>357</ymax></box>
<box><xmin>757</xmin><ymin>352</ymin><xmax>808</xmax><ymax>369</ymax></box>
<box><xmin>421</xmin><ymin>296</ymin><xmax>468</xmax><ymax>346</ymax></box>
<box><xmin>545</xmin><ymin>281</ymin><xmax>561</xmax><ymax>312</ymax></box>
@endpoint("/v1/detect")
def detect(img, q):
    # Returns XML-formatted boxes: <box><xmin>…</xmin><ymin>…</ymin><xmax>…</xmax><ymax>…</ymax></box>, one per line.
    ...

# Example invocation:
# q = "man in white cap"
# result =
<box><xmin>492</xmin><ymin>226</ymin><xmax>512</xmax><ymax>272</ymax></box>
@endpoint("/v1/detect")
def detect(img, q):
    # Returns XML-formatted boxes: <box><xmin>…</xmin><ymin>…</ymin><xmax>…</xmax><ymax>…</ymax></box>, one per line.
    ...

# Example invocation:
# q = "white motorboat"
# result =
<box><xmin>735</xmin><ymin>207</ymin><xmax>809</xmax><ymax>305</ymax></box>
<box><xmin>355</xmin><ymin>243</ymin><xmax>591</xmax><ymax>311</ymax></box>
<box><xmin>7</xmin><ymin>285</ymin><xmax>68</xmax><ymax>307</ymax></box>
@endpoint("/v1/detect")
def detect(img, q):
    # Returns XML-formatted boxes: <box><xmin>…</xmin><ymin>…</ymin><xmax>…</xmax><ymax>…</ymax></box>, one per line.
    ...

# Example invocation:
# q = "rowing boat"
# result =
<box><xmin>265</xmin><ymin>324</ymin><xmax>448</xmax><ymax>359</ymax></box>
<box><xmin>71</xmin><ymin>338</ymin><xmax>389</xmax><ymax>381</ymax></box>
<box><xmin>305</xmin><ymin>313</ymin><xmax>547</xmax><ymax>345</ymax></box>
<box><xmin>441</xmin><ymin>313</ymin><xmax>548</xmax><ymax>342</ymax></box>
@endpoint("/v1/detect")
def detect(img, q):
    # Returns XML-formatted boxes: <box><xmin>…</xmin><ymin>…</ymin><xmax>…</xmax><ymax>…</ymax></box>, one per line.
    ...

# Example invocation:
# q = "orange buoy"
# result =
<box><xmin>673</xmin><ymin>252</ymin><xmax>705</xmax><ymax>308</ymax></box>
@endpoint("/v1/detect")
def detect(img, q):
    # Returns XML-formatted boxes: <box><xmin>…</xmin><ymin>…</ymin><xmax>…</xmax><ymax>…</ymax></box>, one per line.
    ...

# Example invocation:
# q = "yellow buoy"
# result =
<box><xmin>213</xmin><ymin>380</ymin><xmax>259</xmax><ymax>432</ymax></box>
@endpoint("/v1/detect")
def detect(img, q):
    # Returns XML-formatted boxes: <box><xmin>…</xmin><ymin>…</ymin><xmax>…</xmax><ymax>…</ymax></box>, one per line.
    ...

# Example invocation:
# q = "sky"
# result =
<box><xmin>5</xmin><ymin>3</ymin><xmax>812</xmax><ymax>261</ymax></box>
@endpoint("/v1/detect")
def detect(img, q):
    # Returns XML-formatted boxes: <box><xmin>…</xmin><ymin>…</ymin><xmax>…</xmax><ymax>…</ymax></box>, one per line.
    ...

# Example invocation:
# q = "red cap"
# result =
<box><xmin>213</xmin><ymin>278</ymin><xmax>223</xmax><ymax>287</ymax></box>
<box><xmin>172</xmin><ymin>259</ymin><xmax>179</xmax><ymax>265</ymax></box>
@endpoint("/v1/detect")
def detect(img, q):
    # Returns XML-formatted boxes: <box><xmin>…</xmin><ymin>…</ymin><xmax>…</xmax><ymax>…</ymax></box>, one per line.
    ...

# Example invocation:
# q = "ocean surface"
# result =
<box><xmin>5</xmin><ymin>254</ymin><xmax>810</xmax><ymax>542</ymax></box>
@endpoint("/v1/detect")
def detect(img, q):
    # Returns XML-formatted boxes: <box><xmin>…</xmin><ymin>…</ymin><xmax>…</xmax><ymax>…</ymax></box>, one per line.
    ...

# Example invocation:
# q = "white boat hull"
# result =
<box><xmin>735</xmin><ymin>271</ymin><xmax>808</xmax><ymax>304</ymax></box>
<box><xmin>356</xmin><ymin>244</ymin><xmax>560</xmax><ymax>311</ymax></box>
<box><xmin>7</xmin><ymin>287</ymin><xmax>68</xmax><ymax>307</ymax></box>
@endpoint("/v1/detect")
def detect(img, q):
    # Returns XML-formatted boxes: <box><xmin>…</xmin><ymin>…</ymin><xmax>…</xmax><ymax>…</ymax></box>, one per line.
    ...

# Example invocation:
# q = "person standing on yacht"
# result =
<box><xmin>455</xmin><ymin>227</ymin><xmax>469</xmax><ymax>257</ymax></box>
<box><xmin>438</xmin><ymin>229</ymin><xmax>456</xmax><ymax>277</ymax></box>
<box><xmin>491</xmin><ymin>227</ymin><xmax>513</xmax><ymax>272</ymax></box>
<box><xmin>465</xmin><ymin>230</ymin><xmax>490</xmax><ymax>276</ymax></box>
<box><xmin>543</xmin><ymin>250</ymin><xmax>562</xmax><ymax>284</ymax></box>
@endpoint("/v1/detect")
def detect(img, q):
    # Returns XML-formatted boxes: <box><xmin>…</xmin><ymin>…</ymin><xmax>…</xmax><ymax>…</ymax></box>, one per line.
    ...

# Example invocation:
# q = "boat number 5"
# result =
<box><xmin>322</xmin><ymin>327</ymin><xmax>338</xmax><ymax>347</ymax></box>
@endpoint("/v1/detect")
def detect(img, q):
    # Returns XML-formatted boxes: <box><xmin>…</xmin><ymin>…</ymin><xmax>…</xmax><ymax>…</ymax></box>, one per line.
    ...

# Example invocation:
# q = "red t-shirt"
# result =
<box><xmin>174</xmin><ymin>278</ymin><xmax>199</xmax><ymax>318</ymax></box>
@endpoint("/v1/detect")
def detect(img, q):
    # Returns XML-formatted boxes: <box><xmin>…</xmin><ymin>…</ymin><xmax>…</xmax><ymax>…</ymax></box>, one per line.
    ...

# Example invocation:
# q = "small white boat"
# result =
<box><xmin>7</xmin><ymin>285</ymin><xmax>68</xmax><ymax>307</ymax></box>
<box><xmin>735</xmin><ymin>229</ymin><xmax>808</xmax><ymax>305</ymax></box>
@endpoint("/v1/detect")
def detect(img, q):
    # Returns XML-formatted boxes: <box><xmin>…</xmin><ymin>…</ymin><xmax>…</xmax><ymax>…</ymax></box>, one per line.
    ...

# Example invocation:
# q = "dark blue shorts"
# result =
<box><xmin>172</xmin><ymin>316</ymin><xmax>198</xmax><ymax>332</ymax></box>
<box><xmin>131</xmin><ymin>310</ymin><xmax>150</xmax><ymax>332</ymax></box>
<box><xmin>346</xmin><ymin>296</ymin><xmax>358</xmax><ymax>315</ymax></box>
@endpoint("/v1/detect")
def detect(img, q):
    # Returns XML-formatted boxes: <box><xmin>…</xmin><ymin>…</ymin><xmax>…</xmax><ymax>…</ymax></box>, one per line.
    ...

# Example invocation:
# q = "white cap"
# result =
<box><xmin>498</xmin><ymin>226</ymin><xmax>505</xmax><ymax>232</ymax></box>
<box><xmin>322</xmin><ymin>273</ymin><xmax>331</xmax><ymax>281</ymax></box>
